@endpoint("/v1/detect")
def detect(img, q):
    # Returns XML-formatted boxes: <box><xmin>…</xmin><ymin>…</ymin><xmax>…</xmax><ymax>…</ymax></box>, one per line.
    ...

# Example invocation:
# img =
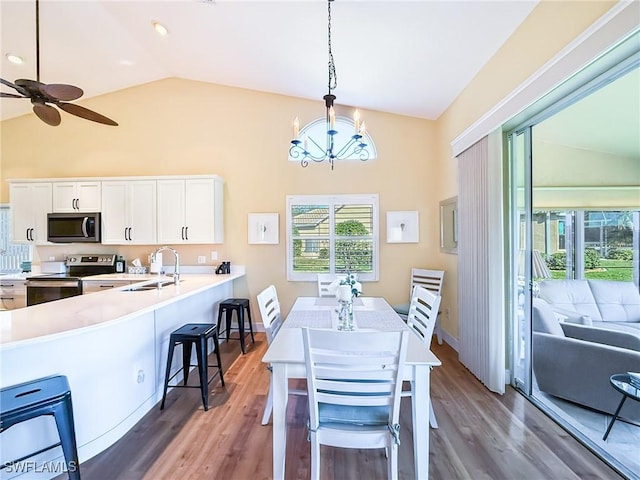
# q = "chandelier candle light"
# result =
<box><xmin>289</xmin><ymin>0</ymin><xmax>371</xmax><ymax>170</ymax></box>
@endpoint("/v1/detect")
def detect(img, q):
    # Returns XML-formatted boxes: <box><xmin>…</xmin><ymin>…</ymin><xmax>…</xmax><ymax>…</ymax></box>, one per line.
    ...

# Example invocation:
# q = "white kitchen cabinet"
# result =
<box><xmin>101</xmin><ymin>180</ymin><xmax>157</xmax><ymax>244</ymax></box>
<box><xmin>82</xmin><ymin>279</ymin><xmax>133</xmax><ymax>294</ymax></box>
<box><xmin>52</xmin><ymin>181</ymin><xmax>101</xmax><ymax>212</ymax></box>
<box><xmin>10</xmin><ymin>182</ymin><xmax>52</xmax><ymax>244</ymax></box>
<box><xmin>0</xmin><ymin>279</ymin><xmax>26</xmax><ymax>309</ymax></box>
<box><xmin>157</xmin><ymin>177</ymin><xmax>223</xmax><ymax>244</ymax></box>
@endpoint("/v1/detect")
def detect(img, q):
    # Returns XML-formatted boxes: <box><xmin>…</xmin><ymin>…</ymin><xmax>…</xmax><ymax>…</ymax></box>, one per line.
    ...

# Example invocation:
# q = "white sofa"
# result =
<box><xmin>532</xmin><ymin>298</ymin><xmax>640</xmax><ymax>422</ymax></box>
<box><xmin>534</xmin><ymin>279</ymin><xmax>640</xmax><ymax>421</ymax></box>
<box><xmin>538</xmin><ymin>279</ymin><xmax>640</xmax><ymax>335</ymax></box>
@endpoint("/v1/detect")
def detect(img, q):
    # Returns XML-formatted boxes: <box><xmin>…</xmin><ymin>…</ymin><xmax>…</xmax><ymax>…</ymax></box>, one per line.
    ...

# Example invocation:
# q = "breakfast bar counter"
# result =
<box><xmin>1</xmin><ymin>272</ymin><xmax>243</xmax><ymax>347</ymax></box>
<box><xmin>0</xmin><ymin>271</ymin><xmax>244</xmax><ymax>479</ymax></box>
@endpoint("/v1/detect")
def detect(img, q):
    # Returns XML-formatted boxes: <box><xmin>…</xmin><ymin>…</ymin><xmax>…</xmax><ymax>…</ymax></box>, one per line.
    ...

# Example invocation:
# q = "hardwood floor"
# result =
<box><xmin>76</xmin><ymin>334</ymin><xmax>621</xmax><ymax>480</ymax></box>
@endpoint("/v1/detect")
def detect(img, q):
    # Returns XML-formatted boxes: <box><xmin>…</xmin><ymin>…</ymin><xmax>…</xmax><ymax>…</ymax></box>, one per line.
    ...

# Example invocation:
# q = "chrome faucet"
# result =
<box><xmin>152</xmin><ymin>246</ymin><xmax>180</xmax><ymax>285</ymax></box>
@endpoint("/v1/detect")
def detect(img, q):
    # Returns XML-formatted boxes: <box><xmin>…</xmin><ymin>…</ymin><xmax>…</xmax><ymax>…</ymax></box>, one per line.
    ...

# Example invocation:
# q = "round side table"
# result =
<box><xmin>602</xmin><ymin>373</ymin><xmax>640</xmax><ymax>441</ymax></box>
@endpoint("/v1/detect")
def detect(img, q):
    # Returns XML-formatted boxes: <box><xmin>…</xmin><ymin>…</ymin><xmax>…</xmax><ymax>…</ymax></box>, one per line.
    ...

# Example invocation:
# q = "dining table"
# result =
<box><xmin>262</xmin><ymin>296</ymin><xmax>442</xmax><ymax>480</ymax></box>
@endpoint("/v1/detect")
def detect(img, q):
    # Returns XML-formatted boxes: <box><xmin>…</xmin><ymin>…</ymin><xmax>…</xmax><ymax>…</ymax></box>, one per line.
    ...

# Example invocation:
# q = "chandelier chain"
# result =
<box><xmin>327</xmin><ymin>0</ymin><xmax>337</xmax><ymax>92</ymax></box>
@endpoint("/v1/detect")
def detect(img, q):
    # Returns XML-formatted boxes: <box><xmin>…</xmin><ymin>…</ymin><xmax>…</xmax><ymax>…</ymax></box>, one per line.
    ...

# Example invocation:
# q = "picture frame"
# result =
<box><xmin>439</xmin><ymin>197</ymin><xmax>458</xmax><ymax>254</ymax></box>
<box><xmin>248</xmin><ymin>213</ymin><xmax>279</xmax><ymax>244</ymax></box>
<box><xmin>386</xmin><ymin>211</ymin><xmax>419</xmax><ymax>243</ymax></box>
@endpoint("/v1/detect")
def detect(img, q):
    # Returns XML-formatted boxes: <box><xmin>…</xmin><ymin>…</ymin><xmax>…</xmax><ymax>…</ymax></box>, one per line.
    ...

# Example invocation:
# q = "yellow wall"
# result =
<box><xmin>431</xmin><ymin>0</ymin><xmax>617</xmax><ymax>338</ymax></box>
<box><xmin>0</xmin><ymin>0</ymin><xmax>619</xmax><ymax>341</ymax></box>
<box><xmin>1</xmin><ymin>78</ymin><xmax>439</xmax><ymax>320</ymax></box>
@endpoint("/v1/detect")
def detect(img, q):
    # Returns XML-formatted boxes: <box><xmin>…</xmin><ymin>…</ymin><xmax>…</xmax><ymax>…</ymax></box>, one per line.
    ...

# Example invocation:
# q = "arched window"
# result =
<box><xmin>288</xmin><ymin>116</ymin><xmax>377</xmax><ymax>165</ymax></box>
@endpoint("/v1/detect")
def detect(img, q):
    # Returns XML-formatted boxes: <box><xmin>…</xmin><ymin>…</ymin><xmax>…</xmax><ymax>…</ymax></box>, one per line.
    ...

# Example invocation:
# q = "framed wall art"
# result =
<box><xmin>248</xmin><ymin>213</ymin><xmax>279</xmax><ymax>244</ymax></box>
<box><xmin>386</xmin><ymin>211</ymin><xmax>419</xmax><ymax>243</ymax></box>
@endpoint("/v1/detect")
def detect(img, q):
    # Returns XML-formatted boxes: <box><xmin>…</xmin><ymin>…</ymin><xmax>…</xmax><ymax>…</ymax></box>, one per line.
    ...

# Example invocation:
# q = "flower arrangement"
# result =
<box><xmin>328</xmin><ymin>273</ymin><xmax>362</xmax><ymax>301</ymax></box>
<box><xmin>340</xmin><ymin>273</ymin><xmax>362</xmax><ymax>297</ymax></box>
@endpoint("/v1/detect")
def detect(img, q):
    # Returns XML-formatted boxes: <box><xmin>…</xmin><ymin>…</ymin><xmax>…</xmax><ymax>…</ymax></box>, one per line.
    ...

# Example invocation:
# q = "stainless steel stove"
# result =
<box><xmin>26</xmin><ymin>254</ymin><xmax>117</xmax><ymax>306</ymax></box>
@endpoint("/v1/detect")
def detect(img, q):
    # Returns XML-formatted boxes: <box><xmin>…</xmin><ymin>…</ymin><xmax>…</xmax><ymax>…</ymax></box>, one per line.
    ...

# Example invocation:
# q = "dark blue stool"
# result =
<box><xmin>0</xmin><ymin>375</ymin><xmax>80</xmax><ymax>479</ymax></box>
<box><xmin>217</xmin><ymin>298</ymin><xmax>255</xmax><ymax>354</ymax></box>
<box><xmin>160</xmin><ymin>323</ymin><xmax>225</xmax><ymax>412</ymax></box>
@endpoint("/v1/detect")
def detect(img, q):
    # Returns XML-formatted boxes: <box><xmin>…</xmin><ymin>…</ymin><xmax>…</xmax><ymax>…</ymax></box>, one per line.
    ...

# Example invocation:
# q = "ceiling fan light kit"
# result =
<box><xmin>0</xmin><ymin>0</ymin><xmax>118</xmax><ymax>127</ymax></box>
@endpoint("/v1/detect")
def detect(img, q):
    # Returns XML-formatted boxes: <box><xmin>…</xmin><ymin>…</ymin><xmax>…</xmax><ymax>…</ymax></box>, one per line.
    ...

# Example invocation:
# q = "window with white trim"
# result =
<box><xmin>286</xmin><ymin>194</ymin><xmax>379</xmax><ymax>281</ymax></box>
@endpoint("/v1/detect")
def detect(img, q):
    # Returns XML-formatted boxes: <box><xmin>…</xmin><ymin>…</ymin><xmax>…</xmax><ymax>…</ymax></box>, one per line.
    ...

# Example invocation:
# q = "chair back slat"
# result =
<box><xmin>257</xmin><ymin>285</ymin><xmax>283</xmax><ymax>344</ymax></box>
<box><xmin>406</xmin><ymin>285</ymin><xmax>442</xmax><ymax>345</ymax></box>
<box><xmin>411</xmin><ymin>268</ymin><xmax>445</xmax><ymax>296</ymax></box>
<box><xmin>303</xmin><ymin>329</ymin><xmax>408</xmax><ymax>429</ymax></box>
<box><xmin>317</xmin><ymin>274</ymin><xmax>347</xmax><ymax>297</ymax></box>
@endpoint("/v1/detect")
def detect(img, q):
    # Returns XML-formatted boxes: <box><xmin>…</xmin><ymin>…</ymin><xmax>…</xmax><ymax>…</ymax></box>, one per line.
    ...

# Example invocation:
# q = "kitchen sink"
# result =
<box><xmin>123</xmin><ymin>280</ymin><xmax>183</xmax><ymax>291</ymax></box>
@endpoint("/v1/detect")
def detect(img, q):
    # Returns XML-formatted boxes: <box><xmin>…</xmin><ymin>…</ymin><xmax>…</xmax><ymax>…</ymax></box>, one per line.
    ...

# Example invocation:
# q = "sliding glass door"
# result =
<box><xmin>507</xmin><ymin>44</ymin><xmax>640</xmax><ymax>477</ymax></box>
<box><xmin>509</xmin><ymin>129</ymin><xmax>532</xmax><ymax>395</ymax></box>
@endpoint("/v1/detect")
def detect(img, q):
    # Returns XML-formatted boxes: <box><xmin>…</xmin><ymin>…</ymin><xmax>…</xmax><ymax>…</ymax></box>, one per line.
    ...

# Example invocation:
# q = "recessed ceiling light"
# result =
<box><xmin>152</xmin><ymin>21</ymin><xmax>169</xmax><ymax>36</ymax></box>
<box><xmin>6</xmin><ymin>53</ymin><xmax>24</xmax><ymax>65</ymax></box>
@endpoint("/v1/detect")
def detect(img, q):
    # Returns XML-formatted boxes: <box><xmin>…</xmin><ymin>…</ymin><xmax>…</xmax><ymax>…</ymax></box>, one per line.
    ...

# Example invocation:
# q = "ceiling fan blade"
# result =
<box><xmin>2</xmin><ymin>77</ymin><xmax>30</xmax><ymax>96</ymax></box>
<box><xmin>15</xmin><ymin>78</ymin><xmax>47</xmax><ymax>96</ymax></box>
<box><xmin>42</xmin><ymin>83</ymin><xmax>84</xmax><ymax>101</ymax></box>
<box><xmin>1</xmin><ymin>78</ymin><xmax>19</xmax><ymax>89</ymax></box>
<box><xmin>1</xmin><ymin>92</ymin><xmax>25</xmax><ymax>98</ymax></box>
<box><xmin>32</xmin><ymin>102</ymin><xmax>61</xmax><ymax>126</ymax></box>
<box><xmin>57</xmin><ymin>102</ymin><xmax>118</xmax><ymax>126</ymax></box>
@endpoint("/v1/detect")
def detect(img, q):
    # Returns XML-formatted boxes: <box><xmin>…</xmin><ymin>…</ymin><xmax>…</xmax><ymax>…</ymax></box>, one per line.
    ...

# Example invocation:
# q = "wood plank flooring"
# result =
<box><xmin>76</xmin><ymin>334</ymin><xmax>622</xmax><ymax>480</ymax></box>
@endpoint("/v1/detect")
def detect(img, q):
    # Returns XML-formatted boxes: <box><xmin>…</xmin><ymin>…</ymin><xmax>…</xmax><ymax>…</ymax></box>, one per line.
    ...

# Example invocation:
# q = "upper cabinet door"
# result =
<box><xmin>128</xmin><ymin>180</ymin><xmax>157</xmax><ymax>245</ymax></box>
<box><xmin>102</xmin><ymin>180</ymin><xmax>157</xmax><ymax>245</ymax></box>
<box><xmin>101</xmin><ymin>181</ymin><xmax>129</xmax><ymax>244</ymax></box>
<box><xmin>52</xmin><ymin>181</ymin><xmax>101</xmax><ymax>212</ymax></box>
<box><xmin>10</xmin><ymin>182</ymin><xmax>52</xmax><ymax>244</ymax></box>
<box><xmin>185</xmin><ymin>178</ymin><xmax>223</xmax><ymax>244</ymax></box>
<box><xmin>157</xmin><ymin>177</ymin><xmax>223</xmax><ymax>244</ymax></box>
<box><xmin>157</xmin><ymin>179</ymin><xmax>188</xmax><ymax>244</ymax></box>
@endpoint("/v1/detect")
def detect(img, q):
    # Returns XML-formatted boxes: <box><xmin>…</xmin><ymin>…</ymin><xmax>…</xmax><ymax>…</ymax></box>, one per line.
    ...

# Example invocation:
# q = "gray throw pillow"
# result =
<box><xmin>532</xmin><ymin>299</ymin><xmax>565</xmax><ymax>336</ymax></box>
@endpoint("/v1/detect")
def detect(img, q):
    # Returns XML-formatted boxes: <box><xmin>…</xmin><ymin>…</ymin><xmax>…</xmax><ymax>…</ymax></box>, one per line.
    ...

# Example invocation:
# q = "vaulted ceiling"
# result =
<box><xmin>0</xmin><ymin>0</ymin><xmax>538</xmax><ymax>122</ymax></box>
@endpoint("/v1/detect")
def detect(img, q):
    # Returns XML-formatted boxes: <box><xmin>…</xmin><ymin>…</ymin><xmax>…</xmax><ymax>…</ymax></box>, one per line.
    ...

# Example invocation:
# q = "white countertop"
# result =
<box><xmin>81</xmin><ymin>273</ymin><xmax>172</xmax><ymax>281</ymax></box>
<box><xmin>0</xmin><ymin>272</ymin><xmax>243</xmax><ymax>348</ymax></box>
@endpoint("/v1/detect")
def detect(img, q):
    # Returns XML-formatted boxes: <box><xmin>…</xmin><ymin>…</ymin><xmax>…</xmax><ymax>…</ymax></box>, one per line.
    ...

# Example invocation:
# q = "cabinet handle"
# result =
<box><xmin>185</xmin><ymin>226</ymin><xmax>189</xmax><ymax>241</ymax></box>
<box><xmin>181</xmin><ymin>226</ymin><xmax>185</xmax><ymax>240</ymax></box>
<box><xmin>128</xmin><ymin>227</ymin><xmax>132</xmax><ymax>241</ymax></box>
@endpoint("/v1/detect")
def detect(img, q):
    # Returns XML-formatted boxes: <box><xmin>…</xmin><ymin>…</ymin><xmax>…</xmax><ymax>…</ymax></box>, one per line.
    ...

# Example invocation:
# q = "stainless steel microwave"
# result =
<box><xmin>47</xmin><ymin>212</ymin><xmax>101</xmax><ymax>243</ymax></box>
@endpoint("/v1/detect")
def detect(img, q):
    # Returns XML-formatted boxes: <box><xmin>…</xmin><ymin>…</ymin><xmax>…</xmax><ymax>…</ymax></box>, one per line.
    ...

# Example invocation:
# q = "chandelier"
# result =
<box><xmin>289</xmin><ymin>0</ymin><xmax>371</xmax><ymax>170</ymax></box>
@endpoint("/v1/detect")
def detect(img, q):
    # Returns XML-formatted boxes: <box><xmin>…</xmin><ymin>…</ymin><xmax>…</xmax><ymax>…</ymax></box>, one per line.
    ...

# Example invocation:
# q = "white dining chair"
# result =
<box><xmin>302</xmin><ymin>327</ymin><xmax>408</xmax><ymax>480</ymax></box>
<box><xmin>402</xmin><ymin>284</ymin><xmax>441</xmax><ymax>429</ymax></box>
<box><xmin>393</xmin><ymin>268</ymin><xmax>445</xmax><ymax>344</ymax></box>
<box><xmin>316</xmin><ymin>273</ymin><xmax>346</xmax><ymax>297</ymax></box>
<box><xmin>257</xmin><ymin>284</ymin><xmax>305</xmax><ymax>425</ymax></box>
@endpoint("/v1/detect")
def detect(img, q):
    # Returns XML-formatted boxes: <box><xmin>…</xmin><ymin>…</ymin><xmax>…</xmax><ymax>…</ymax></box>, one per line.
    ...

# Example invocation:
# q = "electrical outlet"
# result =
<box><xmin>211</xmin><ymin>251</ymin><xmax>218</xmax><ymax>261</ymax></box>
<box><xmin>48</xmin><ymin>256</ymin><xmax>56</xmax><ymax>261</ymax></box>
<box><xmin>445</xmin><ymin>307</ymin><xmax>450</xmax><ymax>320</ymax></box>
<box><xmin>197</xmin><ymin>255</ymin><xmax>206</xmax><ymax>264</ymax></box>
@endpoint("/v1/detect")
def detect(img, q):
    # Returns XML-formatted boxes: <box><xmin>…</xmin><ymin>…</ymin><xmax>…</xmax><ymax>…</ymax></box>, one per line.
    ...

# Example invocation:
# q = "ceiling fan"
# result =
<box><xmin>0</xmin><ymin>0</ymin><xmax>118</xmax><ymax>127</ymax></box>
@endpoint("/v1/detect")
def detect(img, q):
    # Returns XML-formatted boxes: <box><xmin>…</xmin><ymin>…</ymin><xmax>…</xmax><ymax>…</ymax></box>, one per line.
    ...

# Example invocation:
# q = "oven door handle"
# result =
<box><xmin>26</xmin><ymin>280</ymin><xmax>80</xmax><ymax>288</ymax></box>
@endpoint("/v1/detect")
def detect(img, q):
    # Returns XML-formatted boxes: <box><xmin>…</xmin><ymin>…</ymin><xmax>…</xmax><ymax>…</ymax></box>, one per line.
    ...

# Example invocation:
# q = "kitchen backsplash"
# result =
<box><xmin>34</xmin><ymin>244</ymin><xmax>228</xmax><ymax>269</ymax></box>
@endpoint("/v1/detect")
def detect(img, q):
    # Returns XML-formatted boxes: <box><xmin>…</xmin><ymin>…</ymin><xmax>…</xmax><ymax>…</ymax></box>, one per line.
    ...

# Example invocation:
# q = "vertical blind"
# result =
<box><xmin>457</xmin><ymin>135</ymin><xmax>506</xmax><ymax>394</ymax></box>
